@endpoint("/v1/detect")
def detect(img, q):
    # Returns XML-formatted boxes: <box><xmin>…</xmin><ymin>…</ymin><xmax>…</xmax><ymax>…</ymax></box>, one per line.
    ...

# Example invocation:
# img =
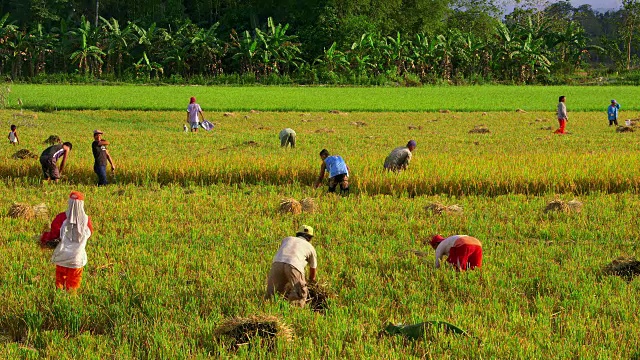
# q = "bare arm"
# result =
<box><xmin>105</xmin><ymin>149</ymin><xmax>115</xmax><ymax>171</ymax></box>
<box><xmin>59</xmin><ymin>151</ymin><xmax>68</xmax><ymax>172</ymax></box>
<box><xmin>314</xmin><ymin>162</ymin><xmax>326</xmax><ymax>188</ymax></box>
<box><xmin>308</xmin><ymin>267</ymin><xmax>317</xmax><ymax>282</ymax></box>
<box><xmin>186</xmin><ymin>111</ymin><xmax>190</xmax><ymax>123</ymax></box>
<box><xmin>198</xmin><ymin>110</ymin><xmax>204</xmax><ymax>121</ymax></box>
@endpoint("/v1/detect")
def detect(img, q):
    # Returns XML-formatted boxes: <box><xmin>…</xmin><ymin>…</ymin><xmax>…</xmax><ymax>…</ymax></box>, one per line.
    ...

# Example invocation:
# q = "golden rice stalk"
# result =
<box><xmin>516</xmin><ymin>108</ymin><xmax>527</xmax><ymax>113</ymax></box>
<box><xmin>425</xmin><ymin>202</ymin><xmax>463</xmax><ymax>215</ymax></box>
<box><xmin>12</xmin><ymin>149</ymin><xmax>38</xmax><ymax>159</ymax></box>
<box><xmin>32</xmin><ymin>203</ymin><xmax>48</xmax><ymax>219</ymax></box>
<box><xmin>307</xmin><ymin>282</ymin><xmax>333</xmax><ymax>313</ymax></box>
<box><xmin>8</xmin><ymin>203</ymin><xmax>35</xmax><ymax>220</ymax></box>
<box><xmin>566</xmin><ymin>200</ymin><xmax>583</xmax><ymax>212</ymax></box>
<box><xmin>214</xmin><ymin>315</ymin><xmax>293</xmax><ymax>350</ymax></box>
<box><xmin>279</xmin><ymin>198</ymin><xmax>302</xmax><ymax>215</ymax></box>
<box><xmin>300</xmin><ymin>198</ymin><xmax>317</xmax><ymax>213</ymax></box>
<box><xmin>603</xmin><ymin>257</ymin><xmax>640</xmax><ymax>282</ymax></box>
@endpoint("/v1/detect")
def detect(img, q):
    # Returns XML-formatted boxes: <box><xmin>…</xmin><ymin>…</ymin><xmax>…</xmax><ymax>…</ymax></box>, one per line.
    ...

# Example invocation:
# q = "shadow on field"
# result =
<box><xmin>2</xmin><ymin>163</ymin><xmax>640</xmax><ymax>196</ymax></box>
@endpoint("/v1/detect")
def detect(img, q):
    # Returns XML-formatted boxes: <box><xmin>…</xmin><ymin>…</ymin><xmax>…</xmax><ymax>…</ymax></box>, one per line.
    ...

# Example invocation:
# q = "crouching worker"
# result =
<box><xmin>314</xmin><ymin>149</ymin><xmax>349</xmax><ymax>195</ymax></box>
<box><xmin>266</xmin><ymin>225</ymin><xmax>317</xmax><ymax>307</ymax></box>
<box><xmin>430</xmin><ymin>234</ymin><xmax>482</xmax><ymax>271</ymax></box>
<box><xmin>279</xmin><ymin>128</ymin><xmax>296</xmax><ymax>148</ymax></box>
<box><xmin>384</xmin><ymin>140</ymin><xmax>416</xmax><ymax>172</ymax></box>
<box><xmin>51</xmin><ymin>191</ymin><xmax>94</xmax><ymax>292</ymax></box>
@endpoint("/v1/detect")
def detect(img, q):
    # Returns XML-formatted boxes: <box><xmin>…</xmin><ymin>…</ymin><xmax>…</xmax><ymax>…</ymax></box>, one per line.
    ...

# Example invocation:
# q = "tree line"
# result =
<box><xmin>0</xmin><ymin>0</ymin><xmax>639</xmax><ymax>85</ymax></box>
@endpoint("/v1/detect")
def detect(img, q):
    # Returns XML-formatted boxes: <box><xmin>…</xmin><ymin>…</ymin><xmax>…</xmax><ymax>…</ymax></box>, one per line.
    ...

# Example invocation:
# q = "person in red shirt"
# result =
<box><xmin>430</xmin><ymin>234</ymin><xmax>483</xmax><ymax>271</ymax></box>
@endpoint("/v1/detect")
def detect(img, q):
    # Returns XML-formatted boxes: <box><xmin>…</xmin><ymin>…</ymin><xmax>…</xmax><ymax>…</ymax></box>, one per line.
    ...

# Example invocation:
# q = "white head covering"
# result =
<box><xmin>51</xmin><ymin>192</ymin><xmax>92</xmax><ymax>268</ymax></box>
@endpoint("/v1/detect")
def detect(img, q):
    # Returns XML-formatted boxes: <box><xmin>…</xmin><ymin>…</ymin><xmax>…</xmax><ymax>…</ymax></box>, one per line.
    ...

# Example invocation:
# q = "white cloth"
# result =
<box><xmin>557</xmin><ymin>102</ymin><xmax>567</xmax><ymax>119</ymax></box>
<box><xmin>272</xmin><ymin>236</ymin><xmax>317</xmax><ymax>275</ymax></box>
<box><xmin>51</xmin><ymin>199</ymin><xmax>92</xmax><ymax>268</ymax></box>
<box><xmin>434</xmin><ymin>235</ymin><xmax>466</xmax><ymax>268</ymax></box>
<box><xmin>8</xmin><ymin>131</ymin><xmax>17</xmax><ymax>143</ymax></box>
<box><xmin>187</xmin><ymin>103</ymin><xmax>202</xmax><ymax>123</ymax></box>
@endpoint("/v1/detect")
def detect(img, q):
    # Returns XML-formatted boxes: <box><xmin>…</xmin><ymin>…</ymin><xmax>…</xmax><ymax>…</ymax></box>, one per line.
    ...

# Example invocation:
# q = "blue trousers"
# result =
<box><xmin>94</xmin><ymin>165</ymin><xmax>108</xmax><ymax>186</ymax></box>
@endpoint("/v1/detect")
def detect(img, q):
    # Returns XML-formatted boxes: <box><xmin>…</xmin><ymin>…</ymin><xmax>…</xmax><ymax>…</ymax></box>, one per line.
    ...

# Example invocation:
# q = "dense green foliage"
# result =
<box><xmin>1</xmin><ymin>106</ymin><xmax>639</xmax><ymax>358</ymax></box>
<box><xmin>6</xmin><ymin>84</ymin><xmax>640</xmax><ymax>112</ymax></box>
<box><xmin>0</xmin><ymin>0</ymin><xmax>638</xmax><ymax>84</ymax></box>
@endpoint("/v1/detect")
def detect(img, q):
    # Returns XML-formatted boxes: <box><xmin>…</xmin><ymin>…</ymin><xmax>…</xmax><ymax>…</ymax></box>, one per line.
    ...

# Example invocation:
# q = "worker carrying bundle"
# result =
<box><xmin>430</xmin><ymin>234</ymin><xmax>482</xmax><ymax>271</ymax></box>
<box><xmin>266</xmin><ymin>225</ymin><xmax>317</xmax><ymax>307</ymax></box>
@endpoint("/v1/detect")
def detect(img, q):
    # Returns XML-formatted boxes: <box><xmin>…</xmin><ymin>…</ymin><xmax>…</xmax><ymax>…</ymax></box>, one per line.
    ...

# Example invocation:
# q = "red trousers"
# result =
<box><xmin>447</xmin><ymin>242</ymin><xmax>483</xmax><ymax>271</ymax></box>
<box><xmin>56</xmin><ymin>265</ymin><xmax>83</xmax><ymax>290</ymax></box>
<box><xmin>554</xmin><ymin>119</ymin><xmax>566</xmax><ymax>134</ymax></box>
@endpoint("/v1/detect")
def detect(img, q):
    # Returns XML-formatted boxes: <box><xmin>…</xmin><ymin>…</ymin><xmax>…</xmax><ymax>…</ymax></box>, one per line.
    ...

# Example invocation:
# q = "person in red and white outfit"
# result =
<box><xmin>430</xmin><ymin>234</ymin><xmax>482</xmax><ymax>271</ymax></box>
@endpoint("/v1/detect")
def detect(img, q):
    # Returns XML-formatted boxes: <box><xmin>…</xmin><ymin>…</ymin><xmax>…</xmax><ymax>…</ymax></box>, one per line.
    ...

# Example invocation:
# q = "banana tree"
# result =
<box><xmin>230</xmin><ymin>29</ymin><xmax>258</xmax><ymax>74</ymax></box>
<box><xmin>100</xmin><ymin>17</ymin><xmax>132</xmax><ymax>77</ymax></box>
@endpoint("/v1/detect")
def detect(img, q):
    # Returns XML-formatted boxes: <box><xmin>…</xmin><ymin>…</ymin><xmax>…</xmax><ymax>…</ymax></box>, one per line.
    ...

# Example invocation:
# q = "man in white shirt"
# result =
<box><xmin>266</xmin><ymin>225</ymin><xmax>317</xmax><ymax>307</ymax></box>
<box><xmin>384</xmin><ymin>140</ymin><xmax>416</xmax><ymax>171</ymax></box>
<box><xmin>430</xmin><ymin>234</ymin><xmax>483</xmax><ymax>271</ymax></box>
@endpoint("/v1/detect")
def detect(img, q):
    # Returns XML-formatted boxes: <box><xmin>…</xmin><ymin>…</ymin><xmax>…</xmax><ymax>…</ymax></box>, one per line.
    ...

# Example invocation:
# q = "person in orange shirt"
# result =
<box><xmin>430</xmin><ymin>234</ymin><xmax>483</xmax><ymax>271</ymax></box>
<box><xmin>50</xmin><ymin>191</ymin><xmax>94</xmax><ymax>291</ymax></box>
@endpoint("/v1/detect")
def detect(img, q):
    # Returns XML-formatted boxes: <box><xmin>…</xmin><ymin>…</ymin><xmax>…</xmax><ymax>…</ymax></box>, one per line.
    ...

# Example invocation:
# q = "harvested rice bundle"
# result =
<box><xmin>469</xmin><ymin>125</ymin><xmax>490</xmax><ymax>134</ymax></box>
<box><xmin>307</xmin><ymin>282</ymin><xmax>332</xmax><ymax>313</ymax></box>
<box><xmin>544</xmin><ymin>199</ymin><xmax>582</xmax><ymax>213</ymax></box>
<box><xmin>425</xmin><ymin>202</ymin><xmax>463</xmax><ymax>215</ymax></box>
<box><xmin>12</xmin><ymin>149</ymin><xmax>38</xmax><ymax>159</ymax></box>
<box><xmin>315</xmin><ymin>128</ymin><xmax>335</xmax><ymax>133</ymax></box>
<box><xmin>279</xmin><ymin>198</ymin><xmax>302</xmax><ymax>215</ymax></box>
<box><xmin>300</xmin><ymin>198</ymin><xmax>317</xmax><ymax>213</ymax></box>
<box><xmin>32</xmin><ymin>203</ymin><xmax>48</xmax><ymax>219</ymax></box>
<box><xmin>214</xmin><ymin>315</ymin><xmax>293</xmax><ymax>350</ymax></box>
<box><xmin>603</xmin><ymin>257</ymin><xmax>640</xmax><ymax>282</ymax></box>
<box><xmin>616</xmin><ymin>126</ymin><xmax>634</xmax><ymax>133</ymax></box>
<box><xmin>8</xmin><ymin>203</ymin><xmax>35</xmax><ymax>220</ymax></box>
<box><xmin>43</xmin><ymin>135</ymin><xmax>61</xmax><ymax>145</ymax></box>
<box><xmin>350</xmin><ymin>121</ymin><xmax>367</xmax><ymax>126</ymax></box>
<box><xmin>516</xmin><ymin>109</ymin><xmax>527</xmax><ymax>113</ymax></box>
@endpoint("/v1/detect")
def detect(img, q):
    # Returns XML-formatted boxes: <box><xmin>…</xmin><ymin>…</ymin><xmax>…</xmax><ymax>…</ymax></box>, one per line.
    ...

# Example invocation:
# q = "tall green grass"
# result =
<box><xmin>6</xmin><ymin>85</ymin><xmax>640</xmax><ymax>112</ymax></box>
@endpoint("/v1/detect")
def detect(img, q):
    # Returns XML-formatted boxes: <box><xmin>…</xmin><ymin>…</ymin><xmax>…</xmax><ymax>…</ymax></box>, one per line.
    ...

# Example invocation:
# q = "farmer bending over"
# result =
<box><xmin>40</xmin><ymin>142</ymin><xmax>72</xmax><ymax>183</ymax></box>
<box><xmin>430</xmin><ymin>234</ymin><xmax>483</xmax><ymax>271</ymax></box>
<box><xmin>51</xmin><ymin>191</ymin><xmax>94</xmax><ymax>292</ymax></box>
<box><xmin>384</xmin><ymin>140</ymin><xmax>416</xmax><ymax>171</ymax></box>
<box><xmin>266</xmin><ymin>225</ymin><xmax>317</xmax><ymax>307</ymax></box>
<box><xmin>314</xmin><ymin>149</ymin><xmax>349</xmax><ymax>195</ymax></box>
<box><xmin>279</xmin><ymin>128</ymin><xmax>296</xmax><ymax>148</ymax></box>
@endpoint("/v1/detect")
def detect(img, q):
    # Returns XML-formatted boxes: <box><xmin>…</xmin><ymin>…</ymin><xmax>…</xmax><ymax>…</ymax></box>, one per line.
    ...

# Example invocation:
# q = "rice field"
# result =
<box><xmin>1</xmin><ymin>92</ymin><xmax>640</xmax><ymax>358</ymax></box>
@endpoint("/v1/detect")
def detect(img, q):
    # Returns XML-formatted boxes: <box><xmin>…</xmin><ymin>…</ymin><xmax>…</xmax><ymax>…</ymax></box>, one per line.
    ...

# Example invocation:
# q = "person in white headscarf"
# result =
<box><xmin>51</xmin><ymin>191</ymin><xmax>93</xmax><ymax>291</ymax></box>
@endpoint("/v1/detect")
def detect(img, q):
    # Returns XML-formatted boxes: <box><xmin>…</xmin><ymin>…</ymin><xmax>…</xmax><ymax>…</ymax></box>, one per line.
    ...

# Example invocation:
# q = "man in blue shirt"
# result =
<box><xmin>314</xmin><ymin>149</ymin><xmax>349</xmax><ymax>195</ymax></box>
<box><xmin>608</xmin><ymin>99</ymin><xmax>620</xmax><ymax>126</ymax></box>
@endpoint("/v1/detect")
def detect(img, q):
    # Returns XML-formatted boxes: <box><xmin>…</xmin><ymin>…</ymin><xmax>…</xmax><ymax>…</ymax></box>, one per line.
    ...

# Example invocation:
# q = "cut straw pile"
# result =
<box><xmin>616</xmin><ymin>126</ymin><xmax>634</xmax><ymax>133</ymax></box>
<box><xmin>425</xmin><ymin>202</ymin><xmax>463</xmax><ymax>215</ymax></box>
<box><xmin>214</xmin><ymin>315</ymin><xmax>293</xmax><ymax>350</ymax></box>
<box><xmin>12</xmin><ymin>149</ymin><xmax>38</xmax><ymax>159</ymax></box>
<box><xmin>603</xmin><ymin>257</ymin><xmax>640</xmax><ymax>282</ymax></box>
<box><xmin>544</xmin><ymin>199</ymin><xmax>583</xmax><ymax>213</ymax></box>
<box><xmin>43</xmin><ymin>135</ymin><xmax>61</xmax><ymax>145</ymax></box>
<box><xmin>469</xmin><ymin>125</ymin><xmax>490</xmax><ymax>134</ymax></box>
<box><xmin>279</xmin><ymin>198</ymin><xmax>316</xmax><ymax>215</ymax></box>
<box><xmin>307</xmin><ymin>282</ymin><xmax>332</xmax><ymax>313</ymax></box>
<box><xmin>8</xmin><ymin>203</ymin><xmax>48</xmax><ymax>220</ymax></box>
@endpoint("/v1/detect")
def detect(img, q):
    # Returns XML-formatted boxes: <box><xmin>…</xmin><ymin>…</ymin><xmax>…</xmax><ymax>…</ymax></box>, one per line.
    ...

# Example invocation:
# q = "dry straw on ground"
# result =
<box><xmin>469</xmin><ymin>125</ymin><xmax>490</xmax><ymax>134</ymax></box>
<box><xmin>425</xmin><ymin>202</ymin><xmax>463</xmax><ymax>215</ymax></box>
<box><xmin>439</xmin><ymin>109</ymin><xmax>450</xmax><ymax>113</ymax></box>
<box><xmin>8</xmin><ymin>203</ymin><xmax>48</xmax><ymax>220</ymax></box>
<box><xmin>307</xmin><ymin>282</ymin><xmax>332</xmax><ymax>313</ymax></box>
<box><xmin>603</xmin><ymin>257</ymin><xmax>640</xmax><ymax>282</ymax></box>
<box><xmin>43</xmin><ymin>135</ymin><xmax>61</xmax><ymax>145</ymax></box>
<box><xmin>300</xmin><ymin>198</ymin><xmax>317</xmax><ymax>213</ymax></box>
<box><xmin>328</xmin><ymin>110</ymin><xmax>348</xmax><ymax>115</ymax></box>
<box><xmin>408</xmin><ymin>124</ymin><xmax>422</xmax><ymax>130</ymax></box>
<box><xmin>540</xmin><ymin>126</ymin><xmax>553</xmax><ymax>131</ymax></box>
<box><xmin>214</xmin><ymin>315</ymin><xmax>293</xmax><ymax>350</ymax></box>
<box><xmin>279</xmin><ymin>198</ymin><xmax>302</xmax><ymax>215</ymax></box>
<box><xmin>544</xmin><ymin>199</ymin><xmax>583</xmax><ymax>213</ymax></box>
<box><xmin>516</xmin><ymin>109</ymin><xmax>527</xmax><ymax>113</ymax></box>
<box><xmin>12</xmin><ymin>149</ymin><xmax>38</xmax><ymax>159</ymax></box>
<box><xmin>315</xmin><ymin>128</ymin><xmax>335</xmax><ymax>133</ymax></box>
<box><xmin>616</xmin><ymin>126</ymin><xmax>634</xmax><ymax>133</ymax></box>
<box><xmin>223</xmin><ymin>112</ymin><xmax>236</xmax><ymax>117</ymax></box>
<box><xmin>350</xmin><ymin>121</ymin><xmax>367</xmax><ymax>127</ymax></box>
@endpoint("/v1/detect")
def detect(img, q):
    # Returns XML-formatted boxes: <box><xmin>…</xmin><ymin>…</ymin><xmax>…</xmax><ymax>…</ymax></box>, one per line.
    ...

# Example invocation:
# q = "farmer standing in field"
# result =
<box><xmin>384</xmin><ymin>140</ymin><xmax>416</xmax><ymax>171</ymax></box>
<box><xmin>51</xmin><ymin>191</ymin><xmax>94</xmax><ymax>292</ymax></box>
<box><xmin>186</xmin><ymin>97</ymin><xmax>205</xmax><ymax>133</ymax></box>
<box><xmin>91</xmin><ymin>130</ymin><xmax>115</xmax><ymax>186</ymax></box>
<box><xmin>429</xmin><ymin>234</ymin><xmax>483</xmax><ymax>271</ymax></box>
<box><xmin>266</xmin><ymin>225</ymin><xmax>317</xmax><ymax>307</ymax></box>
<box><xmin>554</xmin><ymin>96</ymin><xmax>568</xmax><ymax>134</ymax></box>
<box><xmin>40</xmin><ymin>141</ymin><xmax>72</xmax><ymax>182</ymax></box>
<box><xmin>607</xmin><ymin>99</ymin><xmax>620</xmax><ymax>126</ymax></box>
<box><xmin>279</xmin><ymin>128</ymin><xmax>296</xmax><ymax>148</ymax></box>
<box><xmin>314</xmin><ymin>149</ymin><xmax>350</xmax><ymax>195</ymax></box>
